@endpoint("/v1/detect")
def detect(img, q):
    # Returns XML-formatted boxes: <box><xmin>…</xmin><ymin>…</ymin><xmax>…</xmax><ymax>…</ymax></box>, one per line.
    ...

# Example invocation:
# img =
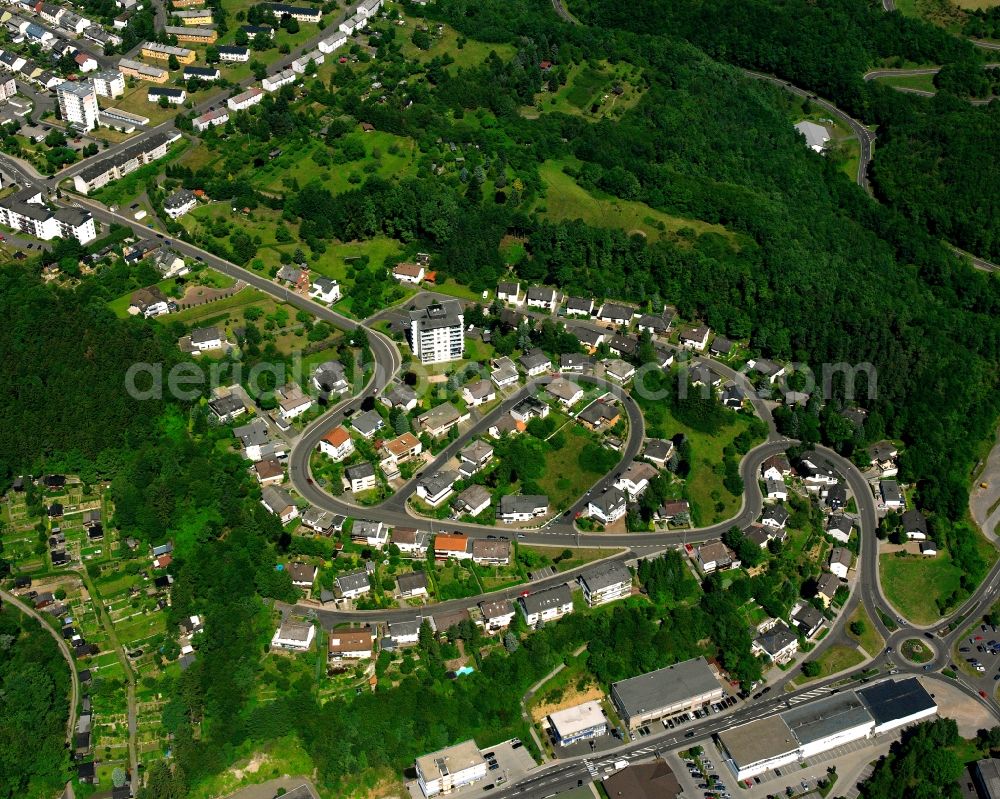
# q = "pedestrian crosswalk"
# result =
<box><xmin>786</xmin><ymin>684</ymin><xmax>837</xmax><ymax>705</ymax></box>
<box><xmin>584</xmin><ymin>760</ymin><xmax>599</xmax><ymax>777</ymax></box>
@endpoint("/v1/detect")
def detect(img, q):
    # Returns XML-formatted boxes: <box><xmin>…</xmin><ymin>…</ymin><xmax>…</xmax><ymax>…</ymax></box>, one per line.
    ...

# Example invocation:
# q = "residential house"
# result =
<box><xmin>608</xmin><ymin>335</ymin><xmax>638</xmax><ymax>359</ymax></box>
<box><xmin>276</xmin><ymin>382</ymin><xmax>313</xmax><ymax>421</ymax></box>
<box><xmin>761</xmin><ymin>454</ymin><xmax>792</xmax><ymax>481</ymax></box>
<box><xmin>920</xmin><ymin>541</ymin><xmax>938</xmax><ymax>557</ymax></box>
<box><xmin>520</xmin><ymin>348</ymin><xmax>552</xmax><ymax>377</ymax></box>
<box><xmin>526</xmin><ymin>285</ymin><xmax>558</xmax><ymax>312</ymax></box>
<box><xmin>128</xmin><ymin>286</ymin><xmax>170</xmax><ymax>318</ymax></box>
<box><xmin>300</xmin><ymin>507</ymin><xmax>342</xmax><ymax>535</ymax></box>
<box><xmin>218</xmin><ymin>46</ymin><xmax>251</xmax><ymax>63</ymax></box>
<box><xmin>744</xmin><ymin>523</ymin><xmax>781</xmax><ymax>549</ymax></box>
<box><xmin>335</xmin><ymin>569</ymin><xmax>371</xmax><ymax>599</ymax></box>
<box><xmin>183</xmin><ymin>65</ymin><xmax>221</xmax><ymax>81</ymax></box>
<box><xmin>578</xmin><ymin>399</ymin><xmax>620</xmax><ymax>431</ymax></box>
<box><xmin>417</xmin><ymin>403</ymin><xmax>468</xmax><ymax>438</ymax></box>
<box><xmin>560</xmin><ymin>352</ymin><xmax>590</xmax><ymax>372</ymax></box>
<box><xmin>318</xmin><ymin>426</ymin><xmax>354</xmax><ymax>461</ymax></box>
<box><xmin>193</xmin><ymin>107</ymin><xmax>229</xmax><ymax>131</ymax></box>
<box><xmin>392</xmin><ymin>262</ymin><xmax>425</xmax><ymax>283</ymax></box>
<box><xmin>312</xmin><ymin>360</ymin><xmax>349</xmax><ymax>395</ymax></box>
<box><xmin>163</xmin><ymin>188</ymin><xmax>197</xmax><ymax>219</ymax></box>
<box><xmin>479</xmin><ymin>598</ymin><xmax>515</xmax><ymax>631</ymax></box>
<box><xmin>190</xmin><ymin>326</ymin><xmax>223</xmax><ymax>351</ymax></box>
<box><xmin>710</xmin><ymin>336</ymin><xmax>734</xmax><ymax>357</ymax></box>
<box><xmin>434</xmin><ymin>533</ymin><xmax>472</xmax><ymax>561</ymax></box>
<box><xmin>564</xmin><ymin>296</ymin><xmax>593</xmax><ymax>316</ymax></box>
<box><xmin>815</xmin><ymin>573</ymin><xmax>839</xmax><ymax>607</ymax></box>
<box><xmin>604</xmin><ymin>358</ymin><xmax>636</xmax><ymax>384</ymax></box>
<box><xmin>761</xmin><ymin>504</ymin><xmax>789</xmax><ymax>529</ymax></box>
<box><xmin>327</xmin><ymin>628</ymin><xmax>373</xmax><ymax>661</ymax></box>
<box><xmin>791</xmin><ymin>602</ymin><xmax>825</xmax><ymax>639</ymax></box>
<box><xmin>870</xmin><ymin>442</ymin><xmax>899</xmax><ymax>476</ymax></box>
<box><xmin>614</xmin><ymin>460</ymin><xmax>658</xmax><ymax>500</ymax></box>
<box><xmin>656</xmin><ymin>499</ymin><xmax>690</xmax><ymax>525</ymax></box>
<box><xmin>798</xmin><ymin>455</ymin><xmax>839</xmax><ymax>491</ymax></box>
<box><xmin>576</xmin><ymin>327</ymin><xmax>604</xmax><ymax>352</ymax></box>
<box><xmin>458</xmin><ymin>440</ymin><xmax>494</xmax><ymax>477</ymax></box>
<box><xmin>498</xmin><ymin>494</ymin><xmax>548</xmax><ymax>523</ymax></box>
<box><xmin>350</xmin><ymin>520</ymin><xmax>388</xmax><ymax>548</ymax></box>
<box><xmin>271</xmin><ymin>619</ymin><xmax>315</xmax><ymax>651</ymax></box>
<box><xmin>490</xmin><ymin>355</ymin><xmax>519</xmax><ymax>388</ymax></box>
<box><xmin>679</xmin><ymin>325</ymin><xmax>711</xmax><ymax>351</ymax></box>
<box><xmin>382</xmin><ymin>383</ymin><xmax>418</xmax><ymax>411</ymax></box>
<box><xmin>148</xmin><ymin>86</ymin><xmax>186</xmax><ymax>105</ymax></box>
<box><xmin>597</xmin><ymin>302</ymin><xmax>635</xmax><ymax>327</ymax></box>
<box><xmin>721</xmin><ymin>382</ymin><xmax>746</xmax><ymax>409</ymax></box>
<box><xmin>636</xmin><ymin>311</ymin><xmax>672</xmax><ymax>337</ymax></box>
<box><xmin>415</xmin><ymin>741</ymin><xmax>489</xmax><ymax>798</ymax></box>
<box><xmin>519</xmin><ymin>584</ymin><xmax>573</xmax><ymax>626</ymax></box>
<box><xmin>471</xmin><ymin>537</ymin><xmax>511</xmax><ymax>565</ymax></box>
<box><xmin>902</xmin><ymin>510</ymin><xmax>928</xmax><ymax>541</ymax></box>
<box><xmin>261</xmin><ymin>486</ymin><xmax>298</xmax><ymax>523</ymax></box>
<box><xmin>153</xmin><ymin>249</ymin><xmax>188</xmax><ymax>278</ymax></box>
<box><xmin>390</xmin><ymin>527</ymin><xmax>429</xmax><ymax>557</ymax></box>
<box><xmin>415</xmin><ymin>470</ymin><xmax>459</xmax><ymax>508</ymax></box>
<box><xmin>752</xmin><ymin>620</ymin><xmax>798</xmax><ymax>664</ymax></box>
<box><xmin>826</xmin><ymin>484</ymin><xmax>848</xmax><ymax>511</ymax></box>
<box><xmin>345</xmin><ymin>462</ymin><xmax>377</xmax><ymax>493</ymax></box>
<box><xmin>765</xmin><ymin>478</ymin><xmax>788</xmax><ymax>501</ymax></box>
<box><xmin>497</xmin><ymin>280</ymin><xmax>522</xmax><ymax>305</ymax></box>
<box><xmin>578</xmin><ymin>561</ymin><xmax>631</xmax><ymax>606</ymax></box>
<box><xmin>750</xmin><ymin>358</ymin><xmax>785</xmax><ymax>384</ymax></box>
<box><xmin>387</xmin><ymin>619</ymin><xmax>421</xmax><ymax>646</ymax></box>
<box><xmin>453</xmin><ymin>484</ymin><xmax>491</xmax><ymax>517</ymax></box>
<box><xmin>462</xmin><ymin>378</ymin><xmax>496</xmax><ymax>407</ymax></box>
<box><xmin>309</xmin><ymin>276</ymin><xmax>341</xmax><ymax>303</ymax></box>
<box><xmin>380</xmin><ymin>432</ymin><xmax>422</xmax><ymax>477</ymax></box>
<box><xmin>253</xmin><ymin>458</ymin><xmax>284</xmax><ymax>485</ymax></box>
<box><xmin>351</xmin><ymin>409</ymin><xmax>384</xmax><ymax>439</ymax></box>
<box><xmin>828</xmin><ymin>547</ymin><xmax>852</xmax><ymax>579</ymax></box>
<box><xmin>546</xmin><ymin>377</ymin><xmax>584</xmax><ymax>407</ymax></box>
<box><xmin>696</xmin><ymin>540</ymin><xmax>740</xmax><ymax>573</ymax></box>
<box><xmin>288</xmin><ymin>562</ymin><xmax>317</xmax><ymax>588</ymax></box>
<box><xmin>510</xmin><ymin>396</ymin><xmax>549</xmax><ymax>424</ymax></box>
<box><xmin>643</xmin><ymin>439</ymin><xmax>674</xmax><ymax>468</ymax></box>
<box><xmin>880</xmin><ymin>480</ymin><xmax>904</xmax><ymax>510</ymax></box>
<box><xmin>826</xmin><ymin>514</ymin><xmax>854</xmax><ymax>543</ymax></box>
<box><xmin>227</xmin><ymin>88</ymin><xmax>264</xmax><ymax>113</ymax></box>
<box><xmin>397</xmin><ymin>570</ymin><xmax>428</xmax><ymax>598</ymax></box>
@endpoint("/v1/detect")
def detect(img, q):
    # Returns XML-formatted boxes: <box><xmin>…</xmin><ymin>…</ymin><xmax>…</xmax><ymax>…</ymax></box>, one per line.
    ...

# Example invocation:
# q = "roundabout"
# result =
<box><xmin>900</xmin><ymin>638</ymin><xmax>935</xmax><ymax>665</ymax></box>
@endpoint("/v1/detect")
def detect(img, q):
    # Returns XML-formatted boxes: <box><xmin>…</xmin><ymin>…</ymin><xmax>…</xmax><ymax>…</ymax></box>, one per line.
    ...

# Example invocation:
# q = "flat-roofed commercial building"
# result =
<box><xmin>717</xmin><ymin>679</ymin><xmax>937</xmax><ymax>781</ymax></box>
<box><xmin>415</xmin><ymin>740</ymin><xmax>488</xmax><ymax>797</ymax></box>
<box><xmin>857</xmin><ymin>677</ymin><xmax>937</xmax><ymax>734</ymax></box>
<box><xmin>547</xmin><ymin>700</ymin><xmax>607</xmax><ymax>746</ymax></box>
<box><xmin>611</xmin><ymin>657</ymin><xmax>723</xmax><ymax>730</ymax></box>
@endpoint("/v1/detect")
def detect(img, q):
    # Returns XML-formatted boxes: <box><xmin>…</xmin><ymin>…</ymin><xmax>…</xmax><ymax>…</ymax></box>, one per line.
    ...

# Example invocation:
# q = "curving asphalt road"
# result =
<box><xmin>0</xmin><ymin>589</ymin><xmax>80</xmax><ymax>755</ymax></box>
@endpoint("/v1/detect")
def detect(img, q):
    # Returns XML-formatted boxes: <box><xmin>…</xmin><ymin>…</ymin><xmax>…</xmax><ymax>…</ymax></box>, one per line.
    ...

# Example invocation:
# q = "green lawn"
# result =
<box><xmin>536</xmin><ymin>159</ymin><xmax>736</xmax><ymax>243</ymax></box>
<box><xmin>901</xmin><ymin>638</ymin><xmax>934</xmax><ymax>664</ymax></box>
<box><xmin>880</xmin><ymin>551</ymin><xmax>962</xmax><ymax>625</ymax></box>
<box><xmin>524</xmin><ymin>61</ymin><xmax>646</xmax><ymax>121</ymax></box>
<box><xmin>161</xmin><ymin>286</ymin><xmax>270</xmax><ymax>325</ymax></box>
<box><xmin>875</xmin><ymin>72</ymin><xmax>938</xmax><ymax>93</ymax></box>
<box><xmin>846</xmin><ymin>605</ymin><xmax>885</xmax><ymax>656</ymax></box>
<box><xmin>640</xmin><ymin>404</ymin><xmax>760</xmax><ymax>526</ymax></box>
<box><xmin>257</xmin><ymin>132</ymin><xmax>421</xmax><ymax>196</ymax></box>
<box><xmin>519</xmin><ymin>545</ymin><xmax>626</xmax><ymax>572</ymax></box>
<box><xmin>794</xmin><ymin>645</ymin><xmax>864</xmax><ymax>685</ymax></box>
<box><xmin>535</xmin><ymin>424</ymin><xmax>605</xmax><ymax>512</ymax></box>
<box><xmin>394</xmin><ymin>18</ymin><xmax>516</xmax><ymax>70</ymax></box>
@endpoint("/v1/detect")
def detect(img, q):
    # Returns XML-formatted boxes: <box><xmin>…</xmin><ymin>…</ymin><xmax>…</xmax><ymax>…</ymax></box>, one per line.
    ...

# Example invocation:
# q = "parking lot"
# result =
<box><xmin>404</xmin><ymin>738</ymin><xmax>537</xmax><ymax>799</ymax></box>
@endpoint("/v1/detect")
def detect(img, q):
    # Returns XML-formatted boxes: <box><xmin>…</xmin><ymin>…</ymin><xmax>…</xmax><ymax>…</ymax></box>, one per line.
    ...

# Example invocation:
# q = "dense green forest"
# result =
<box><xmin>859</xmin><ymin>718</ymin><xmax>965</xmax><ymax>799</ymax></box>
<box><xmin>0</xmin><ymin>607</ymin><xmax>71</xmax><ymax>799</ymax></box>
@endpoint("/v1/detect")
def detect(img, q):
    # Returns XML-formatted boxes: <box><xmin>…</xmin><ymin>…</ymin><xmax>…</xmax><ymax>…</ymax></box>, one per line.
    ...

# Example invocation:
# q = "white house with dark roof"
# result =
<box><xmin>497</xmin><ymin>280</ymin><xmax>522</xmax><ymax>305</ymax></box>
<box><xmin>526</xmin><ymin>285</ymin><xmax>558</xmax><ymax>312</ymax></box>
<box><xmin>578</xmin><ymin>561</ymin><xmax>631</xmax><ymax>606</ymax></box>
<box><xmin>271</xmin><ymin>618</ymin><xmax>315</xmax><ymax>650</ymax></box>
<box><xmin>679</xmin><ymin>325</ymin><xmax>710</xmax><ymax>351</ymax></box>
<box><xmin>519</xmin><ymin>584</ymin><xmax>573</xmax><ymax>626</ymax></box>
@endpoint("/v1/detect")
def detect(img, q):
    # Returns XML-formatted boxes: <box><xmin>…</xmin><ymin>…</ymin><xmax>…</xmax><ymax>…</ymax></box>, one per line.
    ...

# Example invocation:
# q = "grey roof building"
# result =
<box><xmin>610</xmin><ymin>657</ymin><xmax>723</xmax><ymax>729</ymax></box>
<box><xmin>519</xmin><ymin>583</ymin><xmax>572</xmax><ymax>617</ymax></box>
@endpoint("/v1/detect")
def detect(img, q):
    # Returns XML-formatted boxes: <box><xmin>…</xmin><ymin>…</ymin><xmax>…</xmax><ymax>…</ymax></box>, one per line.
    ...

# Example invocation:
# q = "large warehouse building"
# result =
<box><xmin>611</xmin><ymin>657</ymin><xmax>723</xmax><ymax>730</ymax></box>
<box><xmin>717</xmin><ymin>678</ymin><xmax>937</xmax><ymax>781</ymax></box>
